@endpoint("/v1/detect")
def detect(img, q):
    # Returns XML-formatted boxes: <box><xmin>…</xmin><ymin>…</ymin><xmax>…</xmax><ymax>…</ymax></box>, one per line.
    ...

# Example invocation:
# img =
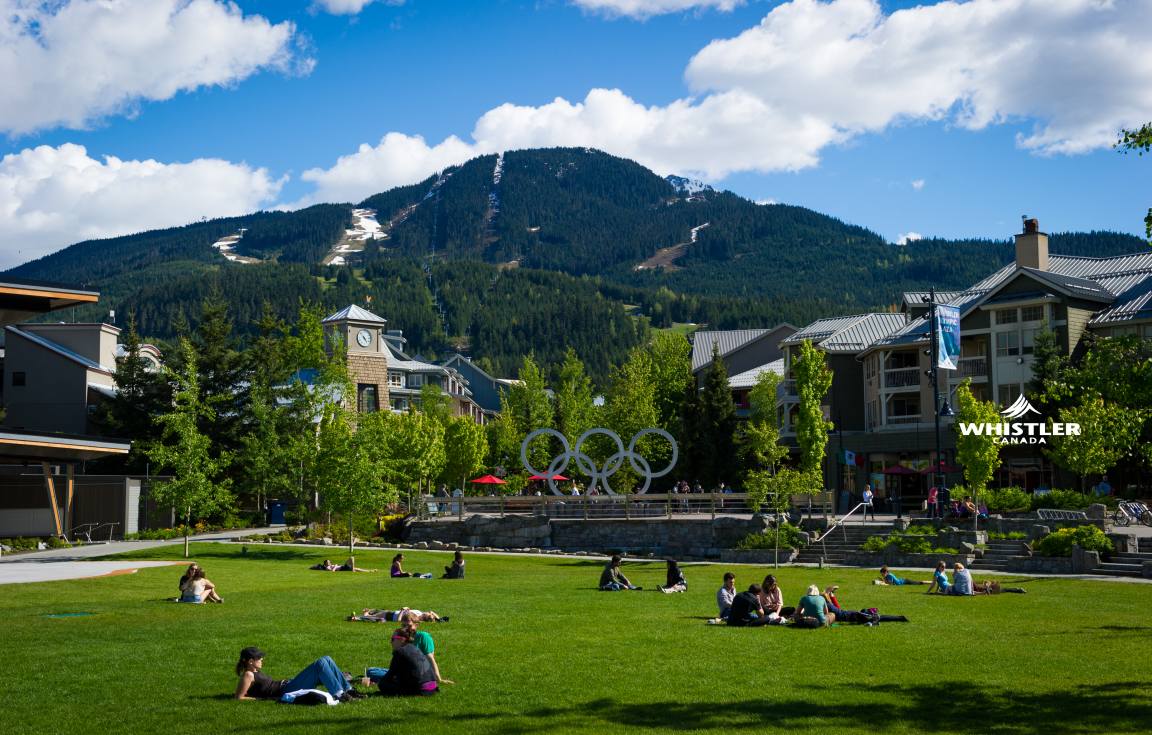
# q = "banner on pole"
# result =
<box><xmin>935</xmin><ymin>304</ymin><xmax>961</xmax><ymax>370</ymax></box>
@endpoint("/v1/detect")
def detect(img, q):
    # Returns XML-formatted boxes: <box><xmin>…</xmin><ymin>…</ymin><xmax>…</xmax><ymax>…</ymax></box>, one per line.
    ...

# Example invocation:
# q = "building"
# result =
<box><xmin>321</xmin><ymin>305</ymin><xmax>486</xmax><ymax>422</ymax></box>
<box><xmin>440</xmin><ymin>353</ymin><xmax>505</xmax><ymax>420</ymax></box>
<box><xmin>690</xmin><ymin>324</ymin><xmax>797</xmax><ymax>390</ymax></box>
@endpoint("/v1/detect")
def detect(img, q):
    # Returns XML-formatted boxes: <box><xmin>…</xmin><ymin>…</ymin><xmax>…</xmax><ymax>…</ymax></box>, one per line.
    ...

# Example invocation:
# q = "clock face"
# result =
<box><xmin>356</xmin><ymin>329</ymin><xmax>372</xmax><ymax>347</ymax></box>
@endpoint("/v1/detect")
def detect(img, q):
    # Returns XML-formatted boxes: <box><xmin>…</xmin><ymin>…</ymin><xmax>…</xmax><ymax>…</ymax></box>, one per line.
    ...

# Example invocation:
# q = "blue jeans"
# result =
<box><xmin>366</xmin><ymin>667</ymin><xmax>389</xmax><ymax>684</ymax></box>
<box><xmin>283</xmin><ymin>656</ymin><xmax>347</xmax><ymax>696</ymax></box>
<box><xmin>927</xmin><ymin>501</ymin><xmax>937</xmax><ymax>518</ymax></box>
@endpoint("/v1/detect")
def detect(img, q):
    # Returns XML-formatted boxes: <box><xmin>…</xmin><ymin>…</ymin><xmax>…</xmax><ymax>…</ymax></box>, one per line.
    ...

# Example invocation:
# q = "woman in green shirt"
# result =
<box><xmin>796</xmin><ymin>584</ymin><xmax>834</xmax><ymax>627</ymax></box>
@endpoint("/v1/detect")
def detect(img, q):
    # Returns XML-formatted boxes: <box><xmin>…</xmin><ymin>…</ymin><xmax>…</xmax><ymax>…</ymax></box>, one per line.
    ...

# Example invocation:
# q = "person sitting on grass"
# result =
<box><xmin>947</xmin><ymin>563</ymin><xmax>974</xmax><ymax>595</ymax></box>
<box><xmin>391</xmin><ymin>554</ymin><xmax>431</xmax><ymax>578</ymax></box>
<box><xmin>599</xmin><ymin>555</ymin><xmax>641</xmax><ymax>591</ymax></box>
<box><xmin>926</xmin><ymin>561</ymin><xmax>952</xmax><ymax>595</ymax></box>
<box><xmin>974</xmin><ymin>579</ymin><xmax>1028</xmax><ymax>594</ymax></box>
<box><xmin>795</xmin><ymin>585</ymin><xmax>834</xmax><ymax>628</ymax></box>
<box><xmin>879</xmin><ymin>565</ymin><xmax>932</xmax><ymax>586</ymax></box>
<box><xmin>182</xmin><ymin>568</ymin><xmax>223</xmax><ymax>603</ymax></box>
<box><xmin>716</xmin><ymin>572</ymin><xmax>736</xmax><ymax>620</ymax></box>
<box><xmin>727</xmin><ymin>583</ymin><xmax>771</xmax><ymax>627</ymax></box>
<box><xmin>442</xmin><ymin>550</ymin><xmax>466</xmax><ymax>579</ymax></box>
<box><xmin>310</xmin><ymin>559</ymin><xmax>339</xmax><ymax>571</ymax></box>
<box><xmin>659</xmin><ymin>558</ymin><xmax>687</xmax><ymax>593</ymax></box>
<box><xmin>376</xmin><ymin>629</ymin><xmax>440</xmax><ymax>696</ymax></box>
<box><xmin>234</xmin><ymin>646</ymin><xmax>365</xmax><ymax>702</ymax></box>
<box><xmin>364</xmin><ymin>613</ymin><xmax>454</xmax><ymax>688</ymax></box>
<box><xmin>338</xmin><ymin>556</ymin><xmax>376</xmax><ymax>572</ymax></box>
<box><xmin>758</xmin><ymin>574</ymin><xmax>784</xmax><ymax>616</ymax></box>
<box><xmin>178</xmin><ymin>563</ymin><xmax>200</xmax><ymax>592</ymax></box>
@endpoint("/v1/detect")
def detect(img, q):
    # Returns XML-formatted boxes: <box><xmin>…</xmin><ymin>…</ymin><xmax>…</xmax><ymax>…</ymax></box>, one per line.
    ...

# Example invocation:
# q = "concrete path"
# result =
<box><xmin>0</xmin><ymin>561</ymin><xmax>182</xmax><ymax>585</ymax></box>
<box><xmin>0</xmin><ymin>527</ymin><xmax>282</xmax><ymax>564</ymax></box>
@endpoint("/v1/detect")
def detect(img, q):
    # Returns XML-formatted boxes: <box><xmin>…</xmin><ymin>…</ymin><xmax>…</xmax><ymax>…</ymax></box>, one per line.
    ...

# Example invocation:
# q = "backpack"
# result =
<box><xmin>848</xmin><ymin>610</ymin><xmax>880</xmax><ymax>625</ymax></box>
<box><xmin>794</xmin><ymin>616</ymin><xmax>823</xmax><ymax>629</ymax></box>
<box><xmin>290</xmin><ymin>691</ymin><xmax>331</xmax><ymax>706</ymax></box>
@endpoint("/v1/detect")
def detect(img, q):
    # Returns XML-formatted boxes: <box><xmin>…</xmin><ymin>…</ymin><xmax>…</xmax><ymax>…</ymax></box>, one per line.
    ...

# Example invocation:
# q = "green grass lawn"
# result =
<box><xmin>4</xmin><ymin>543</ymin><xmax>1151</xmax><ymax>734</ymax></box>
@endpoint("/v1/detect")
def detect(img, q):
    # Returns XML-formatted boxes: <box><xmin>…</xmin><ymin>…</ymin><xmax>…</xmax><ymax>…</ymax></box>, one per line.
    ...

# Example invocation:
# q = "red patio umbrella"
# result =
<box><xmin>529</xmin><ymin>474</ymin><xmax>570</xmax><ymax>481</ymax></box>
<box><xmin>469</xmin><ymin>474</ymin><xmax>507</xmax><ymax>484</ymax></box>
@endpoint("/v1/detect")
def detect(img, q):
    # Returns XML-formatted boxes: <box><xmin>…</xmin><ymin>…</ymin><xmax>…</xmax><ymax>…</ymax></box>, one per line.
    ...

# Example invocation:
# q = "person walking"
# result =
<box><xmin>862</xmin><ymin>486</ymin><xmax>876</xmax><ymax>522</ymax></box>
<box><xmin>927</xmin><ymin>485</ymin><xmax>939</xmax><ymax>519</ymax></box>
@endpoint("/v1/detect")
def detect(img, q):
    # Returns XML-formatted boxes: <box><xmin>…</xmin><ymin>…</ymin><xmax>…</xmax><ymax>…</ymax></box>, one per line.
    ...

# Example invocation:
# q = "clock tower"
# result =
<box><xmin>321</xmin><ymin>305</ymin><xmax>390</xmax><ymax>412</ymax></box>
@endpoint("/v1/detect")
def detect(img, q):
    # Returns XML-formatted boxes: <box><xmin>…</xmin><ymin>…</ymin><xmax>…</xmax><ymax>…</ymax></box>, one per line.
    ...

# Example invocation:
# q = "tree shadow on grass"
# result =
<box><xmin>218</xmin><ymin>681</ymin><xmax>1152</xmax><ymax>735</ymax></box>
<box><xmin>95</xmin><ymin>547</ymin><xmax>330</xmax><ymax>563</ymax></box>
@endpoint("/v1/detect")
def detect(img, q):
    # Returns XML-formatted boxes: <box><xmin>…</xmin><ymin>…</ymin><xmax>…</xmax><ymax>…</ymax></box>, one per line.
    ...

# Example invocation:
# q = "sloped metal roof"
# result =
<box><xmin>902</xmin><ymin>291</ymin><xmax>965</xmax><ymax>307</ymax></box>
<box><xmin>7</xmin><ymin>326</ymin><xmax>115</xmax><ymax>375</ymax></box>
<box><xmin>982</xmin><ymin>289</ymin><xmax>1057</xmax><ymax>305</ymax></box>
<box><xmin>869</xmin><ymin>315</ymin><xmax>931</xmax><ymax>350</ymax></box>
<box><xmin>690</xmin><ymin>324</ymin><xmax>795</xmax><ymax>372</ymax></box>
<box><xmin>1020</xmin><ymin>267</ymin><xmax>1116</xmax><ymax>300</ymax></box>
<box><xmin>783</xmin><ymin>313</ymin><xmax>906</xmax><ymax>353</ymax></box>
<box><xmin>321</xmin><ymin>304</ymin><xmax>387</xmax><ymax>324</ymax></box>
<box><xmin>728</xmin><ymin>359</ymin><xmax>785</xmax><ymax>389</ymax></box>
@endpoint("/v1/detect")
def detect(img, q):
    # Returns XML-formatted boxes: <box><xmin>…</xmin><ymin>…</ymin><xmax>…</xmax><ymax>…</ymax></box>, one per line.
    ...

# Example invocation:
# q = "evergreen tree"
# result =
<box><xmin>190</xmin><ymin>295</ymin><xmax>246</xmax><ymax>457</ymax></box>
<box><xmin>683</xmin><ymin>343</ymin><xmax>739</xmax><ymax>488</ymax></box>
<box><xmin>98</xmin><ymin>314</ymin><xmax>171</xmax><ymax>473</ymax></box>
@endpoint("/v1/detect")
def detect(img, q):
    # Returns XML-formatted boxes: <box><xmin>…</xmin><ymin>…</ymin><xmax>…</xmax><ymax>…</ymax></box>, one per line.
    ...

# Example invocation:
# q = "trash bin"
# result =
<box><xmin>268</xmin><ymin>501</ymin><xmax>287</xmax><ymax>525</ymax></box>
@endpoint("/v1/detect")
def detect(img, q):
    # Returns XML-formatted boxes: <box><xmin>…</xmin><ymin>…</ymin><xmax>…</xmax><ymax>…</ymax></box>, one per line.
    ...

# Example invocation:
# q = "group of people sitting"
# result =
<box><xmin>235</xmin><ymin>610</ymin><xmax>454</xmax><ymax>702</ymax></box>
<box><xmin>310</xmin><ymin>557</ymin><xmax>377</xmax><ymax>572</ymax></box>
<box><xmin>175</xmin><ymin>563</ymin><xmax>223</xmax><ymax>603</ymax></box>
<box><xmin>715</xmin><ymin>572</ymin><xmax>909</xmax><ymax>628</ymax></box>
<box><xmin>878</xmin><ymin>563</ymin><xmax>1025</xmax><ymax>594</ymax></box>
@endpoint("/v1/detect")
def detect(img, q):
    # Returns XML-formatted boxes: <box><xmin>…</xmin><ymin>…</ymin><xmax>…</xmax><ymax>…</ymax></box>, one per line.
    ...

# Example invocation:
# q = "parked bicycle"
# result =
<box><xmin>1113</xmin><ymin>500</ymin><xmax>1152</xmax><ymax>527</ymax></box>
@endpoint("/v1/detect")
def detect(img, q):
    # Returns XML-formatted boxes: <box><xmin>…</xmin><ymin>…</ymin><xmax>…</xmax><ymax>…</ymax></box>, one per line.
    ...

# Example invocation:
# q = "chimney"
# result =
<box><xmin>1015</xmin><ymin>217</ymin><xmax>1048</xmax><ymax>271</ymax></box>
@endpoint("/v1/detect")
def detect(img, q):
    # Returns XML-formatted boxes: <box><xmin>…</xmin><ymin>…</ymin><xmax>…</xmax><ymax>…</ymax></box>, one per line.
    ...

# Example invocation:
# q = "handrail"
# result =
<box><xmin>69</xmin><ymin>522</ymin><xmax>100</xmax><ymax>543</ymax></box>
<box><xmin>816</xmin><ymin>503</ymin><xmax>869</xmax><ymax>543</ymax></box>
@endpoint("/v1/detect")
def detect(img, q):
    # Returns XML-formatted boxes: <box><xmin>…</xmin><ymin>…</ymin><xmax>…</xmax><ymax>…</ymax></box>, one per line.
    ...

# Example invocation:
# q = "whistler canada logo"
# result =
<box><xmin>958</xmin><ymin>396</ymin><xmax>1080</xmax><ymax>444</ymax></box>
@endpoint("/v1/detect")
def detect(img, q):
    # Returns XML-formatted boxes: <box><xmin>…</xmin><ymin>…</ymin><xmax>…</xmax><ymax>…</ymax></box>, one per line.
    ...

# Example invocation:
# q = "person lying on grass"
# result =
<box><xmin>337</xmin><ymin>556</ymin><xmax>376</xmax><ymax>572</ymax></box>
<box><xmin>182</xmin><ymin>568</ymin><xmax>223</xmax><ymax>603</ymax></box>
<box><xmin>362</xmin><ymin>607</ymin><xmax>448</xmax><ymax>623</ymax></box>
<box><xmin>375</xmin><ymin>629</ymin><xmax>440</xmax><ymax>696</ymax></box>
<box><xmin>442</xmin><ymin>550</ymin><xmax>465</xmax><ymax>579</ymax></box>
<box><xmin>599</xmin><ymin>555</ymin><xmax>641</xmax><ymax>591</ymax></box>
<box><xmin>974</xmin><ymin>579</ymin><xmax>1027</xmax><ymax>594</ymax></box>
<box><xmin>659</xmin><ymin>558</ymin><xmax>687</xmax><ymax>593</ymax></box>
<box><xmin>362</xmin><ymin>613</ymin><xmax>454</xmax><ymax>688</ymax></box>
<box><xmin>233</xmin><ymin>646</ymin><xmax>366</xmax><ymax>702</ymax></box>
<box><xmin>795</xmin><ymin>585</ymin><xmax>834</xmax><ymax>628</ymax></box>
<box><xmin>818</xmin><ymin>586</ymin><xmax>909</xmax><ymax>623</ymax></box>
<box><xmin>310</xmin><ymin>559</ymin><xmax>339</xmax><ymax>571</ymax></box>
<box><xmin>878</xmin><ymin>565</ymin><xmax>932</xmax><ymax>586</ymax></box>
<box><xmin>716</xmin><ymin>572</ymin><xmax>736</xmax><ymax>620</ymax></box>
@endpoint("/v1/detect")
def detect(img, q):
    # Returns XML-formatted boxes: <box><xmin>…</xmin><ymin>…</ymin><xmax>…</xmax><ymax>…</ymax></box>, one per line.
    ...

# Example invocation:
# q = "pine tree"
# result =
<box><xmin>99</xmin><ymin>314</ymin><xmax>171</xmax><ymax>473</ymax></box>
<box><xmin>684</xmin><ymin>343</ymin><xmax>739</xmax><ymax>488</ymax></box>
<box><xmin>191</xmin><ymin>295</ymin><xmax>246</xmax><ymax>457</ymax></box>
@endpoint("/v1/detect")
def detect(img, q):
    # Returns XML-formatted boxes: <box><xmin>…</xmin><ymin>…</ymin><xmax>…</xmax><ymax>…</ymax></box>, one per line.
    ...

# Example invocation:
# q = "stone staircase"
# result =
<box><xmin>968</xmin><ymin>541</ymin><xmax>1021</xmax><ymax>572</ymax></box>
<box><xmin>793</xmin><ymin>525</ymin><xmax>882</xmax><ymax>565</ymax></box>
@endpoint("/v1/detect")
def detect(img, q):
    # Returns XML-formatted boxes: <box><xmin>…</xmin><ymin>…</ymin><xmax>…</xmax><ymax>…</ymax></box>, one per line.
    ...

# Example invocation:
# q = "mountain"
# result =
<box><xmin>5</xmin><ymin>146</ymin><xmax>1147</xmax><ymax>378</ymax></box>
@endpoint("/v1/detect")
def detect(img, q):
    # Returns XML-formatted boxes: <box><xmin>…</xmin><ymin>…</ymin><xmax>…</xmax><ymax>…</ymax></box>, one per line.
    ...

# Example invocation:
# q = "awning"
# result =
<box><xmin>0</xmin><ymin>429</ymin><xmax>130</xmax><ymax>463</ymax></box>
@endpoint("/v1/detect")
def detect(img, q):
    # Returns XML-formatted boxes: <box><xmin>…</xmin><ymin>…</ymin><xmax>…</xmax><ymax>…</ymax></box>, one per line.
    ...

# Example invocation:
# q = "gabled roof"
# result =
<box><xmin>902</xmin><ymin>291</ymin><xmax>965</xmax><ymax>308</ymax></box>
<box><xmin>690</xmin><ymin>323</ymin><xmax>796</xmax><ymax>373</ymax></box>
<box><xmin>867</xmin><ymin>315</ymin><xmax>932</xmax><ymax>351</ymax></box>
<box><xmin>321</xmin><ymin>304</ymin><xmax>387</xmax><ymax>324</ymax></box>
<box><xmin>1018</xmin><ymin>267</ymin><xmax>1116</xmax><ymax>301</ymax></box>
<box><xmin>728</xmin><ymin>359</ymin><xmax>785</xmax><ymax>389</ymax></box>
<box><xmin>982</xmin><ymin>289</ymin><xmax>1057</xmax><ymax>306</ymax></box>
<box><xmin>781</xmin><ymin>313</ymin><xmax>905</xmax><ymax>353</ymax></box>
<box><xmin>6</xmin><ymin>326</ymin><xmax>114</xmax><ymax>375</ymax></box>
<box><xmin>442</xmin><ymin>353</ymin><xmax>498</xmax><ymax>383</ymax></box>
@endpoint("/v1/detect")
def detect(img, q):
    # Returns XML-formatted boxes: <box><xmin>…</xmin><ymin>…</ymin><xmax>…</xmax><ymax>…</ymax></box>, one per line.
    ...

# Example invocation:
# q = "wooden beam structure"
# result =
<box><xmin>42</xmin><ymin>461</ymin><xmax>62</xmax><ymax>538</ymax></box>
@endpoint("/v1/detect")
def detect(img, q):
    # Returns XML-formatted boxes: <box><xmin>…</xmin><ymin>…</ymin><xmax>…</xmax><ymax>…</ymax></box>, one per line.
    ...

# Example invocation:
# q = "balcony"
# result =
<box><xmin>777</xmin><ymin>380</ymin><xmax>799</xmax><ymax>398</ymax></box>
<box><xmin>957</xmin><ymin>356</ymin><xmax>987</xmax><ymax>378</ymax></box>
<box><xmin>887</xmin><ymin>415</ymin><xmax>921</xmax><ymax>425</ymax></box>
<box><xmin>884</xmin><ymin>368</ymin><xmax>921</xmax><ymax>389</ymax></box>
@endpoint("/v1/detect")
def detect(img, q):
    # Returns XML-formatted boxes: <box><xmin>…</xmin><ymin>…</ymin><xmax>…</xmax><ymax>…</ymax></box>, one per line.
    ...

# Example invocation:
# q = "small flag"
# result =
<box><xmin>838</xmin><ymin>448</ymin><xmax>865</xmax><ymax>467</ymax></box>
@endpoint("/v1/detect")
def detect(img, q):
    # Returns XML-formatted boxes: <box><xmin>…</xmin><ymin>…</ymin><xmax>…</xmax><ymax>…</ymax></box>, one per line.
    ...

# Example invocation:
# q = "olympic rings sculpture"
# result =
<box><xmin>520</xmin><ymin>427</ymin><xmax>678</xmax><ymax>496</ymax></box>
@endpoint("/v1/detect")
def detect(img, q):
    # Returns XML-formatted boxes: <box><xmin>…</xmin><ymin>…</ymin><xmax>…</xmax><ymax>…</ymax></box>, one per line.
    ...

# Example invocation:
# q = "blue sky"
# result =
<box><xmin>1</xmin><ymin>0</ymin><xmax>1149</xmax><ymax>268</ymax></box>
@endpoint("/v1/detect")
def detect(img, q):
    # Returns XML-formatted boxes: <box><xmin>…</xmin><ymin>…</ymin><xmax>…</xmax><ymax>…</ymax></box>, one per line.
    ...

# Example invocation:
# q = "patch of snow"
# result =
<box><xmin>896</xmin><ymin>232</ymin><xmax>922</xmax><ymax>246</ymax></box>
<box><xmin>690</xmin><ymin>223</ymin><xmax>710</xmax><ymax>242</ymax></box>
<box><xmin>666</xmin><ymin>175</ymin><xmax>714</xmax><ymax>195</ymax></box>
<box><xmin>493</xmin><ymin>153</ymin><xmax>503</xmax><ymax>186</ymax></box>
<box><xmin>330</xmin><ymin>256</ymin><xmax>346</xmax><ymax>266</ymax></box>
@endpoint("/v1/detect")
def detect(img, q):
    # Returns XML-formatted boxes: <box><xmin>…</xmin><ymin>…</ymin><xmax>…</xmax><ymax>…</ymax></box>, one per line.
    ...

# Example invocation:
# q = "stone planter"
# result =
<box><xmin>719</xmin><ymin>548</ymin><xmax>799</xmax><ymax>565</ymax></box>
<box><xmin>1005</xmin><ymin>555</ymin><xmax>1073</xmax><ymax>574</ymax></box>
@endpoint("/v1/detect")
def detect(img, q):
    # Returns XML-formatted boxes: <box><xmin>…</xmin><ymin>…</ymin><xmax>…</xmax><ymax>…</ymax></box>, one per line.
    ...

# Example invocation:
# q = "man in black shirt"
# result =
<box><xmin>379</xmin><ymin>631</ymin><xmax>439</xmax><ymax>696</ymax></box>
<box><xmin>727</xmin><ymin>583</ymin><xmax>771</xmax><ymax>627</ymax></box>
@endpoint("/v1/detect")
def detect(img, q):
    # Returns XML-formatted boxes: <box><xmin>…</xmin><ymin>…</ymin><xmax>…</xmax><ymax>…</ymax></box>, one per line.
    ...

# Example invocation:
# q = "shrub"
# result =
<box><xmin>895</xmin><ymin>537</ymin><xmax>933</xmax><ymax>554</ymax></box>
<box><xmin>736</xmin><ymin>523</ymin><xmax>806</xmax><ymax>550</ymax></box>
<box><xmin>1030</xmin><ymin>489</ymin><xmax>1092</xmax><ymax>512</ymax></box>
<box><xmin>982</xmin><ymin>487</ymin><xmax>1031</xmax><ymax>513</ymax></box>
<box><xmin>931</xmin><ymin>547</ymin><xmax>959</xmax><ymax>554</ymax></box>
<box><xmin>374</xmin><ymin>514</ymin><xmax>407</xmax><ymax>541</ymax></box>
<box><xmin>1032</xmin><ymin>525</ymin><xmax>1114</xmax><ymax>559</ymax></box>
<box><xmin>45</xmin><ymin>537</ymin><xmax>71</xmax><ymax>549</ymax></box>
<box><xmin>988</xmin><ymin>532</ymin><xmax>1006</xmax><ymax>540</ymax></box>
<box><xmin>904</xmin><ymin>525</ymin><xmax>935</xmax><ymax>536</ymax></box>
<box><xmin>1007</xmin><ymin>531</ymin><xmax>1028</xmax><ymax>540</ymax></box>
<box><xmin>860</xmin><ymin>536</ymin><xmax>893</xmax><ymax>551</ymax></box>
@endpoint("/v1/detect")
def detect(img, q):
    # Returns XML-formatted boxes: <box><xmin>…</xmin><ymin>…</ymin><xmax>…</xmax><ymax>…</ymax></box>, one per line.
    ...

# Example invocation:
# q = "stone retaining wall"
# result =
<box><xmin>1004</xmin><ymin>555</ymin><xmax>1074</xmax><ymax>574</ymax></box>
<box><xmin>719</xmin><ymin>548</ymin><xmax>800</xmax><ymax>565</ymax></box>
<box><xmin>402</xmin><ymin>514</ymin><xmax>772</xmax><ymax>558</ymax></box>
<box><xmin>844</xmin><ymin>549</ymin><xmax>974</xmax><ymax>568</ymax></box>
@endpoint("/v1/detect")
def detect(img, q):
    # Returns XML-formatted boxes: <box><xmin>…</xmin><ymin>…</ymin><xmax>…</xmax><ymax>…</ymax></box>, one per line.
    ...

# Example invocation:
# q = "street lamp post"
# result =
<box><xmin>927</xmin><ymin>289</ymin><xmax>955</xmax><ymax>516</ymax></box>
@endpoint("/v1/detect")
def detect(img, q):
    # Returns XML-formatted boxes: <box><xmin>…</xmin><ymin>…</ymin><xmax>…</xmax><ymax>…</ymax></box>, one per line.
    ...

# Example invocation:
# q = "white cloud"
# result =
<box><xmin>311</xmin><ymin>0</ymin><xmax>405</xmax><ymax>15</ymax></box>
<box><xmin>570</xmin><ymin>0</ymin><xmax>745</xmax><ymax>20</ymax></box>
<box><xmin>0</xmin><ymin>143</ymin><xmax>283</xmax><ymax>270</ymax></box>
<box><xmin>0</xmin><ymin>0</ymin><xmax>312</xmax><ymax>137</ymax></box>
<box><xmin>304</xmin><ymin>0</ymin><xmax>1152</xmax><ymax>202</ymax></box>
<box><xmin>911</xmin><ymin>179</ymin><xmax>925</xmax><ymax>191</ymax></box>
<box><xmin>896</xmin><ymin>232</ymin><xmax>922</xmax><ymax>245</ymax></box>
<box><xmin>756</xmin><ymin>198</ymin><xmax>777</xmax><ymax>205</ymax></box>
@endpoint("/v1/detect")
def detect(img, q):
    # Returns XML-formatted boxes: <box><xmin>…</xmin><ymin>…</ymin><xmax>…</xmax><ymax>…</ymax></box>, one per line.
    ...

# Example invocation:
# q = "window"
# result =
<box><xmin>391</xmin><ymin>398</ymin><xmax>409</xmax><ymax>411</ymax></box>
<box><xmin>87</xmin><ymin>404</ymin><xmax>99</xmax><ymax>415</ymax></box>
<box><xmin>890</xmin><ymin>397</ymin><xmax>919</xmax><ymax>417</ymax></box>
<box><xmin>11</xmin><ymin>372</ymin><xmax>25</xmax><ymax>387</ymax></box>
<box><xmin>357</xmin><ymin>384</ymin><xmax>377</xmax><ymax>413</ymax></box>
<box><xmin>866</xmin><ymin>400</ymin><xmax>878</xmax><ymax>431</ymax></box>
<box><xmin>1114</xmin><ymin>325</ymin><xmax>1138</xmax><ymax>337</ymax></box>
<box><xmin>998</xmin><ymin>383</ymin><xmax>1021</xmax><ymax>407</ymax></box>
<box><xmin>996</xmin><ymin>331</ymin><xmax>1019</xmax><ymax>357</ymax></box>
<box><xmin>1144</xmin><ymin>325</ymin><xmax>1152</xmax><ymax>340</ymax></box>
<box><xmin>995</xmin><ymin>308</ymin><xmax>1018</xmax><ymax>325</ymax></box>
<box><xmin>865</xmin><ymin>356</ymin><xmax>876</xmax><ymax>384</ymax></box>
<box><xmin>408</xmin><ymin>374</ymin><xmax>423</xmax><ymax>387</ymax></box>
<box><xmin>388</xmin><ymin>372</ymin><xmax>403</xmax><ymax>387</ymax></box>
<box><xmin>1022</xmin><ymin>329</ymin><xmax>1035</xmax><ymax>355</ymax></box>
<box><xmin>888</xmin><ymin>352</ymin><xmax>917</xmax><ymax>369</ymax></box>
<box><xmin>1021</xmin><ymin>305</ymin><xmax>1044</xmax><ymax>322</ymax></box>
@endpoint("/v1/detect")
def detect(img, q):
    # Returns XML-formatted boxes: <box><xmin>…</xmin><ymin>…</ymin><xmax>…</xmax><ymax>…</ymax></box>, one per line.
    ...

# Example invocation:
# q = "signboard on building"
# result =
<box><xmin>935</xmin><ymin>304</ymin><xmax>961</xmax><ymax>370</ymax></box>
